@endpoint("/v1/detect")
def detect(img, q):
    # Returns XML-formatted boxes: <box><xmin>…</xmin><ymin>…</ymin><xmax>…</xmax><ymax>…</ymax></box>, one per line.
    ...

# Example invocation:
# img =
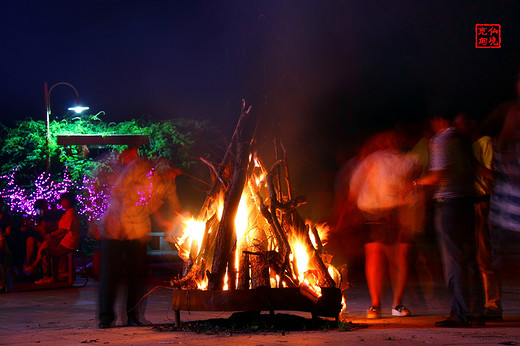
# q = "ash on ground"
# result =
<box><xmin>153</xmin><ymin>311</ymin><xmax>364</xmax><ymax>334</ymax></box>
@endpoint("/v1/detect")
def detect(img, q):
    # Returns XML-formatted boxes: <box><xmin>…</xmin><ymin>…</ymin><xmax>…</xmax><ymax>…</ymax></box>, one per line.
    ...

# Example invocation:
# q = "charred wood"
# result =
<box><xmin>198</xmin><ymin>99</ymin><xmax>252</xmax><ymax>217</ymax></box>
<box><xmin>249</xmin><ymin>227</ymin><xmax>270</xmax><ymax>289</ymax></box>
<box><xmin>208</xmin><ymin>101</ymin><xmax>254</xmax><ymax>290</ymax></box>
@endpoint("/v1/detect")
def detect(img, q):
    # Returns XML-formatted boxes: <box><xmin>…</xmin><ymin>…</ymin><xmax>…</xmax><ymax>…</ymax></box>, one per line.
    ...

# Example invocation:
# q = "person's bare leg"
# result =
<box><xmin>25</xmin><ymin>239</ymin><xmax>49</xmax><ymax>272</ymax></box>
<box><xmin>365</xmin><ymin>241</ymin><xmax>386</xmax><ymax>308</ymax></box>
<box><xmin>390</xmin><ymin>242</ymin><xmax>411</xmax><ymax>307</ymax></box>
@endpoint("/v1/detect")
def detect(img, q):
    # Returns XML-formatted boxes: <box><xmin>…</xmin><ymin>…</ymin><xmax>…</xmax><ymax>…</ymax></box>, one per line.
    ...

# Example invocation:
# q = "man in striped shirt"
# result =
<box><xmin>416</xmin><ymin>113</ymin><xmax>483</xmax><ymax>327</ymax></box>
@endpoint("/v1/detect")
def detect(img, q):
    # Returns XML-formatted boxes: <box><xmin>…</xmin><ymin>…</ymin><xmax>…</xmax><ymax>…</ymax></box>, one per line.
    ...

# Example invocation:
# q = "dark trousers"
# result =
<box><xmin>435</xmin><ymin>198</ymin><xmax>483</xmax><ymax>322</ymax></box>
<box><xmin>98</xmin><ymin>238</ymin><xmax>148</xmax><ymax>325</ymax></box>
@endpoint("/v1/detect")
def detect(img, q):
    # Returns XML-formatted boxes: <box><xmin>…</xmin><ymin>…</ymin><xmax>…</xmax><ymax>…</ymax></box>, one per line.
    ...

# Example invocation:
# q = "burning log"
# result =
<box><xmin>208</xmin><ymin>101</ymin><xmax>255</xmax><ymax>290</ymax></box>
<box><xmin>248</xmin><ymin>227</ymin><xmax>270</xmax><ymax>289</ymax></box>
<box><xmin>237</xmin><ymin>235</ymin><xmax>250</xmax><ymax>290</ymax></box>
<box><xmin>299</xmin><ymin>282</ymin><xmax>321</xmax><ymax>305</ymax></box>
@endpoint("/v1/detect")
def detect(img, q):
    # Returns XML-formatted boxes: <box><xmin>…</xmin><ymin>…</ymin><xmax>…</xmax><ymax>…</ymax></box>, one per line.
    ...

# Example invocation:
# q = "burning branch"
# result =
<box><xmin>208</xmin><ymin>101</ymin><xmax>255</xmax><ymax>290</ymax></box>
<box><xmin>200</xmin><ymin>157</ymin><xmax>227</xmax><ymax>189</ymax></box>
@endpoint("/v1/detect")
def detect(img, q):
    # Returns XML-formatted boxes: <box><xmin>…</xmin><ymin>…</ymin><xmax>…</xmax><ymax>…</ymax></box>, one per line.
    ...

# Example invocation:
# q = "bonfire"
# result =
<box><xmin>168</xmin><ymin>100</ymin><xmax>343</xmax><ymax>324</ymax></box>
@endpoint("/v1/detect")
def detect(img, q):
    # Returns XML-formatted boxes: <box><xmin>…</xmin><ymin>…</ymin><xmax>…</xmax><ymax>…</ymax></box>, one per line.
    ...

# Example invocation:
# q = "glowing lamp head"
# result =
<box><xmin>68</xmin><ymin>106</ymin><xmax>89</xmax><ymax>113</ymax></box>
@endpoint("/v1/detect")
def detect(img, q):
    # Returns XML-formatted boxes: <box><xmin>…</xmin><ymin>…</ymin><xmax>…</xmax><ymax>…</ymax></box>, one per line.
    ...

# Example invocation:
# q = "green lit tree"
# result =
<box><xmin>0</xmin><ymin>113</ymin><xmax>223</xmax><ymax>188</ymax></box>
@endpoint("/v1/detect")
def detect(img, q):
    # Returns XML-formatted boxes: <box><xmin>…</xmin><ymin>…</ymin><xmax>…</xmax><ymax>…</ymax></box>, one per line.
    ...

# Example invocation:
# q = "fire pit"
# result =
<box><xmin>169</xmin><ymin>100</ymin><xmax>344</xmax><ymax>326</ymax></box>
<box><xmin>171</xmin><ymin>287</ymin><xmax>342</xmax><ymax>326</ymax></box>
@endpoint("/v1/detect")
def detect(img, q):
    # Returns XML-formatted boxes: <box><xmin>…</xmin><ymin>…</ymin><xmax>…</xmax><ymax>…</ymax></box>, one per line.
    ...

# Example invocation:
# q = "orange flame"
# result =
<box><xmin>176</xmin><ymin>217</ymin><xmax>205</xmax><ymax>262</ymax></box>
<box><xmin>288</xmin><ymin>231</ymin><xmax>323</xmax><ymax>297</ymax></box>
<box><xmin>307</xmin><ymin>221</ymin><xmax>330</xmax><ymax>248</ymax></box>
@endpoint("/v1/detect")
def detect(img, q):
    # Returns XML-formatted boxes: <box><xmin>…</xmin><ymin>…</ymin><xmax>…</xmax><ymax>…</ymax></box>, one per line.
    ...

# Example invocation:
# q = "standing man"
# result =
<box><xmin>473</xmin><ymin>133</ymin><xmax>502</xmax><ymax>320</ymax></box>
<box><xmin>454</xmin><ymin>113</ymin><xmax>502</xmax><ymax>321</ymax></box>
<box><xmin>417</xmin><ymin>114</ymin><xmax>483</xmax><ymax>327</ymax></box>
<box><xmin>98</xmin><ymin>155</ymin><xmax>154</xmax><ymax>328</ymax></box>
<box><xmin>98</xmin><ymin>151</ymin><xmax>182</xmax><ymax>329</ymax></box>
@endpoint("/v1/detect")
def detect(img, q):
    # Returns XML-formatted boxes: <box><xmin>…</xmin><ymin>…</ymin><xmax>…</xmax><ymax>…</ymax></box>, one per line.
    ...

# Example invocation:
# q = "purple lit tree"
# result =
<box><xmin>76</xmin><ymin>175</ymin><xmax>112</xmax><ymax>221</ymax></box>
<box><xmin>0</xmin><ymin>167</ymin><xmax>111</xmax><ymax>220</ymax></box>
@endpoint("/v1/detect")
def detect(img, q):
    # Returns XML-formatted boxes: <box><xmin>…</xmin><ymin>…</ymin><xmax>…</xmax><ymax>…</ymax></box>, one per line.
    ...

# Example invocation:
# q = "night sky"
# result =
<box><xmin>1</xmin><ymin>1</ymin><xmax>519</xmax><ymax>219</ymax></box>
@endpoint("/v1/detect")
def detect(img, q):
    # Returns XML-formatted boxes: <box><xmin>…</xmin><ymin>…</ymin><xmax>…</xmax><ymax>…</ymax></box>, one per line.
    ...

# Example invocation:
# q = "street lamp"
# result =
<box><xmin>44</xmin><ymin>82</ymin><xmax>89</xmax><ymax>171</ymax></box>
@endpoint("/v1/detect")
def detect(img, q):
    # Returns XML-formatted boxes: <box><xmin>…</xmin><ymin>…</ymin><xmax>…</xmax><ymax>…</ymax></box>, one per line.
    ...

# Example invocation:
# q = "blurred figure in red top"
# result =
<box><xmin>349</xmin><ymin>129</ymin><xmax>422</xmax><ymax>319</ymax></box>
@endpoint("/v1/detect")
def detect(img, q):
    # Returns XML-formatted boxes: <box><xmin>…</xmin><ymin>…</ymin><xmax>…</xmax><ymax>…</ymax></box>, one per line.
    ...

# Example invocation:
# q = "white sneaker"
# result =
<box><xmin>392</xmin><ymin>305</ymin><xmax>411</xmax><ymax>317</ymax></box>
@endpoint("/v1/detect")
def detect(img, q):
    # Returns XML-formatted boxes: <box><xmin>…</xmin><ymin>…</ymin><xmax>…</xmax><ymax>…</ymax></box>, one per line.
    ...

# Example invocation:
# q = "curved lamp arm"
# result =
<box><xmin>44</xmin><ymin>81</ymin><xmax>89</xmax><ymax>171</ymax></box>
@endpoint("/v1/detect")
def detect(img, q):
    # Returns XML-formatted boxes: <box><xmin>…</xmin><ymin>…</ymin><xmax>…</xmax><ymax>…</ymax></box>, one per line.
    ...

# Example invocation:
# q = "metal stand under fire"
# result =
<box><xmin>171</xmin><ymin>287</ymin><xmax>342</xmax><ymax>327</ymax></box>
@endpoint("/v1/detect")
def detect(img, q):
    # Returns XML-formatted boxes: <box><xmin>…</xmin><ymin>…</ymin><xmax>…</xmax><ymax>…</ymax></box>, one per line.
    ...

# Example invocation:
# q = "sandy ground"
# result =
<box><xmin>1</xmin><ymin>275</ymin><xmax>520</xmax><ymax>345</ymax></box>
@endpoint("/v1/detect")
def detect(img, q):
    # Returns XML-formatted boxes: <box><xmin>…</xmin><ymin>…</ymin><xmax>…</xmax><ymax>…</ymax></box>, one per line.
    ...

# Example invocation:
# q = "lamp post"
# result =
<box><xmin>44</xmin><ymin>82</ymin><xmax>89</xmax><ymax>171</ymax></box>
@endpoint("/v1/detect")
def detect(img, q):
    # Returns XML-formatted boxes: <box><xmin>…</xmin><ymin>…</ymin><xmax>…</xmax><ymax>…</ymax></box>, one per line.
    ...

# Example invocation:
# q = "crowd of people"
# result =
<box><xmin>331</xmin><ymin>71</ymin><xmax>520</xmax><ymax>327</ymax></box>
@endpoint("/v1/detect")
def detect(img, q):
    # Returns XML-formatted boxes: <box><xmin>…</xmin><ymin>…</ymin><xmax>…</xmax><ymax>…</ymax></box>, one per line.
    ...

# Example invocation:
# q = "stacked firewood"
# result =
<box><xmin>170</xmin><ymin>100</ymin><xmax>337</xmax><ymax>292</ymax></box>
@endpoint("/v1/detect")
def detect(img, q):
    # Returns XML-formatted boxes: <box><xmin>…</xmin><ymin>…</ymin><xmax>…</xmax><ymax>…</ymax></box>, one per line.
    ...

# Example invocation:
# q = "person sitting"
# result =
<box><xmin>22</xmin><ymin>199</ymin><xmax>60</xmax><ymax>274</ymax></box>
<box><xmin>30</xmin><ymin>193</ymin><xmax>80</xmax><ymax>284</ymax></box>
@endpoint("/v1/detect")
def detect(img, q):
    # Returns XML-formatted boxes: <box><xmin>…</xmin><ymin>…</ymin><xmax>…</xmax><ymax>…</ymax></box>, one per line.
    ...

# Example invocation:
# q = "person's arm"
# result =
<box><xmin>477</xmin><ymin>165</ymin><xmax>494</xmax><ymax>181</ymax></box>
<box><xmin>45</xmin><ymin>227</ymin><xmax>68</xmax><ymax>240</ymax></box>
<box><xmin>415</xmin><ymin>169</ymin><xmax>445</xmax><ymax>187</ymax></box>
<box><xmin>46</xmin><ymin>209</ymin><xmax>73</xmax><ymax>239</ymax></box>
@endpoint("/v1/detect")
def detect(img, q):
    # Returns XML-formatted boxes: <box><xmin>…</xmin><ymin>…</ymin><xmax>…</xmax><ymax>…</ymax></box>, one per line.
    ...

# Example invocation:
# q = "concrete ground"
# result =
<box><xmin>1</xmin><ymin>274</ymin><xmax>520</xmax><ymax>345</ymax></box>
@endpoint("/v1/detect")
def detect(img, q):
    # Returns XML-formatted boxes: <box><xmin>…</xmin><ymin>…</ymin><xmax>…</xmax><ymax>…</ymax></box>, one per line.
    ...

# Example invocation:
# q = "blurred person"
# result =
<box><xmin>32</xmin><ymin>193</ymin><xmax>80</xmax><ymax>284</ymax></box>
<box><xmin>488</xmin><ymin>102</ymin><xmax>520</xmax><ymax>307</ymax></box>
<box><xmin>98</xmin><ymin>152</ymin><xmax>182</xmax><ymax>329</ymax></box>
<box><xmin>480</xmin><ymin>70</ymin><xmax>520</xmax><ymax>319</ymax></box>
<box><xmin>416</xmin><ymin>113</ymin><xmax>483</xmax><ymax>327</ymax></box>
<box><xmin>349</xmin><ymin>130</ymin><xmax>422</xmax><ymax>318</ymax></box>
<box><xmin>455</xmin><ymin>113</ymin><xmax>502</xmax><ymax>321</ymax></box>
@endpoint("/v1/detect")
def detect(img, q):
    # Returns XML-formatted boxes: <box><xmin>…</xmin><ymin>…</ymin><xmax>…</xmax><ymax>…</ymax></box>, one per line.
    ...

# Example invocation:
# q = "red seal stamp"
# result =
<box><xmin>475</xmin><ymin>24</ymin><xmax>501</xmax><ymax>48</ymax></box>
